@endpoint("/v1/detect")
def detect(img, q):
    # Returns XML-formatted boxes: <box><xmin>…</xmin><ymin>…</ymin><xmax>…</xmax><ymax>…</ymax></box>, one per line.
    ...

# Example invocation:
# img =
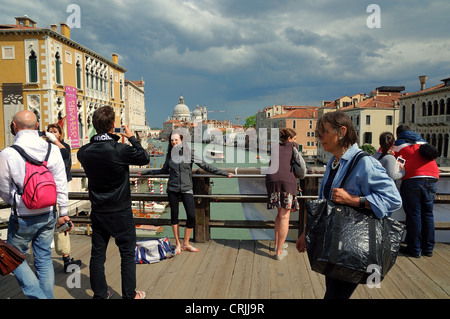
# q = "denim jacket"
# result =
<box><xmin>319</xmin><ymin>144</ymin><xmax>402</xmax><ymax>218</ymax></box>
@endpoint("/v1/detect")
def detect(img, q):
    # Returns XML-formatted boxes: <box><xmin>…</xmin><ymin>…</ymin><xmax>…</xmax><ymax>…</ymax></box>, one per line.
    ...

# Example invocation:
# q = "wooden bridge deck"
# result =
<box><xmin>1</xmin><ymin>235</ymin><xmax>449</xmax><ymax>300</ymax></box>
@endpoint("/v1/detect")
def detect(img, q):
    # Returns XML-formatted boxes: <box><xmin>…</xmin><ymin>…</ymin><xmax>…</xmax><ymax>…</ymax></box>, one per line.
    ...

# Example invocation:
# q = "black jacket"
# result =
<box><xmin>77</xmin><ymin>133</ymin><xmax>149</xmax><ymax>213</ymax></box>
<box><xmin>143</xmin><ymin>146</ymin><xmax>228</xmax><ymax>192</ymax></box>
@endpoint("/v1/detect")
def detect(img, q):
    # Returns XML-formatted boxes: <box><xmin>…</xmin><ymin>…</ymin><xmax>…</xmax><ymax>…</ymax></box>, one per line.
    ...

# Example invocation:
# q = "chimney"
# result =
<box><xmin>60</xmin><ymin>22</ymin><xmax>70</xmax><ymax>38</ymax></box>
<box><xmin>419</xmin><ymin>75</ymin><xmax>427</xmax><ymax>91</ymax></box>
<box><xmin>112</xmin><ymin>53</ymin><xmax>119</xmax><ymax>64</ymax></box>
<box><xmin>50</xmin><ymin>24</ymin><xmax>58</xmax><ymax>32</ymax></box>
<box><xmin>15</xmin><ymin>15</ymin><xmax>37</xmax><ymax>28</ymax></box>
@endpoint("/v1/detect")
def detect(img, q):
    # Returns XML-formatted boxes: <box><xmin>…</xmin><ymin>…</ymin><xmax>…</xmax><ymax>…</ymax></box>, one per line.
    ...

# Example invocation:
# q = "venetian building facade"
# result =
<box><xmin>0</xmin><ymin>16</ymin><xmax>127</xmax><ymax>155</ymax></box>
<box><xmin>399</xmin><ymin>76</ymin><xmax>450</xmax><ymax>166</ymax></box>
<box><xmin>317</xmin><ymin>87</ymin><xmax>401</xmax><ymax>164</ymax></box>
<box><xmin>124</xmin><ymin>79</ymin><xmax>149</xmax><ymax>150</ymax></box>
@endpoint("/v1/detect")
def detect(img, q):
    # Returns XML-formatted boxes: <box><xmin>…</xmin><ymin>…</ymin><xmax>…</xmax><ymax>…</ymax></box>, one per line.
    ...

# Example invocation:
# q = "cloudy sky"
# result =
<box><xmin>1</xmin><ymin>0</ymin><xmax>449</xmax><ymax>128</ymax></box>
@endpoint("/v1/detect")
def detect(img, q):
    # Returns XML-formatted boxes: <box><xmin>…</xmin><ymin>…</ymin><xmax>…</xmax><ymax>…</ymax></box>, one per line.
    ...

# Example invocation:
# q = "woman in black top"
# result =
<box><xmin>142</xmin><ymin>129</ymin><xmax>232</xmax><ymax>253</ymax></box>
<box><xmin>266</xmin><ymin>128</ymin><xmax>305</xmax><ymax>260</ymax></box>
<box><xmin>47</xmin><ymin>123</ymin><xmax>80</xmax><ymax>272</ymax></box>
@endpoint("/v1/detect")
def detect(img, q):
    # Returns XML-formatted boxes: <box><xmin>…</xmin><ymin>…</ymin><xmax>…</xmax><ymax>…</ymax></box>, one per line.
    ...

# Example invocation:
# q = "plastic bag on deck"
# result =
<box><xmin>135</xmin><ymin>237</ymin><xmax>175</xmax><ymax>264</ymax></box>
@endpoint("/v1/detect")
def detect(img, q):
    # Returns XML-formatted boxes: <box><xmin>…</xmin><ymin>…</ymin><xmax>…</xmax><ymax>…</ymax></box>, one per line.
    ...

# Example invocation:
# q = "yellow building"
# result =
<box><xmin>0</xmin><ymin>16</ymin><xmax>127</xmax><ymax>157</ymax></box>
<box><xmin>317</xmin><ymin>87</ymin><xmax>402</xmax><ymax>164</ymax></box>
<box><xmin>267</xmin><ymin>107</ymin><xmax>320</xmax><ymax>157</ymax></box>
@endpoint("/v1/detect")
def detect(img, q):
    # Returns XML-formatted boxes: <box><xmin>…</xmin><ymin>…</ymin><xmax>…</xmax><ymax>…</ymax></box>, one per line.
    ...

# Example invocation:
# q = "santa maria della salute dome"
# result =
<box><xmin>170</xmin><ymin>95</ymin><xmax>207</xmax><ymax>122</ymax></box>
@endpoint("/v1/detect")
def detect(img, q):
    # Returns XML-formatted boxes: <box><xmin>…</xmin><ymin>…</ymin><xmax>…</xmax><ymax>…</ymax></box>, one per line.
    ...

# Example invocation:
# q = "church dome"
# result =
<box><xmin>192</xmin><ymin>105</ymin><xmax>202</xmax><ymax>117</ymax></box>
<box><xmin>172</xmin><ymin>96</ymin><xmax>190</xmax><ymax>119</ymax></box>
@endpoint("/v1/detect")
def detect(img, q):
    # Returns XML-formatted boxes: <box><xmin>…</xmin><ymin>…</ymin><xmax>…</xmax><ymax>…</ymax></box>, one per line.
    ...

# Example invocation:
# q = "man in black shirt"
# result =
<box><xmin>77</xmin><ymin>106</ymin><xmax>149</xmax><ymax>299</ymax></box>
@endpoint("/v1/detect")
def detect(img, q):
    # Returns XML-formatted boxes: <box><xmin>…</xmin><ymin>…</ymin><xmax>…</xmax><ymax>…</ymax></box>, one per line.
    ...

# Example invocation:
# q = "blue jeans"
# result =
<box><xmin>7</xmin><ymin>212</ymin><xmax>56</xmax><ymax>299</ymax></box>
<box><xmin>400</xmin><ymin>177</ymin><xmax>437</xmax><ymax>255</ymax></box>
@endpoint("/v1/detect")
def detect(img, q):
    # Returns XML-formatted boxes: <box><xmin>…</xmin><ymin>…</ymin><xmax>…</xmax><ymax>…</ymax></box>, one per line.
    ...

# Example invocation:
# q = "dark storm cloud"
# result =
<box><xmin>1</xmin><ymin>0</ymin><xmax>449</xmax><ymax>127</ymax></box>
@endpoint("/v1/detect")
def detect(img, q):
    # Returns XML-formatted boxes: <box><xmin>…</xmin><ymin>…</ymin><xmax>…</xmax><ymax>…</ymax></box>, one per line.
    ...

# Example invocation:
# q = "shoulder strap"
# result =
<box><xmin>378</xmin><ymin>152</ymin><xmax>387</xmax><ymax>161</ymax></box>
<box><xmin>339</xmin><ymin>151</ymin><xmax>368</xmax><ymax>188</ymax></box>
<box><xmin>11</xmin><ymin>142</ymin><xmax>51</xmax><ymax>166</ymax></box>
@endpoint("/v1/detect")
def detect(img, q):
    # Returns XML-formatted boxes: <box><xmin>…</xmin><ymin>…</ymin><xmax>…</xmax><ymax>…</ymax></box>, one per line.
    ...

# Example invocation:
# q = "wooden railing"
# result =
<box><xmin>68</xmin><ymin>168</ymin><xmax>316</xmax><ymax>242</ymax></box>
<box><xmin>2</xmin><ymin>168</ymin><xmax>450</xmax><ymax>242</ymax></box>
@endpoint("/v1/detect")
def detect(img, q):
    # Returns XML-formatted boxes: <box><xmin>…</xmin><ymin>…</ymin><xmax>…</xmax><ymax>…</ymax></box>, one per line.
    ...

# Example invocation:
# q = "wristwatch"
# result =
<box><xmin>359</xmin><ymin>196</ymin><xmax>366</xmax><ymax>208</ymax></box>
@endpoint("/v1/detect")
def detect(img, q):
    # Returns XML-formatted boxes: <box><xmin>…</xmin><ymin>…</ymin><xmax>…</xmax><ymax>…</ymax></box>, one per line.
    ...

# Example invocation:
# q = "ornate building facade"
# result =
<box><xmin>399</xmin><ymin>75</ymin><xmax>450</xmax><ymax>166</ymax></box>
<box><xmin>0</xmin><ymin>16</ymin><xmax>127</xmax><ymax>154</ymax></box>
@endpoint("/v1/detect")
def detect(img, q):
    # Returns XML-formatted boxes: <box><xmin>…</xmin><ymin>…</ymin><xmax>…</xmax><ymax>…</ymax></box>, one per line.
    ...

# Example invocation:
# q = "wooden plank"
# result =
<box><xmin>269</xmin><ymin>242</ymin><xmax>294</xmax><ymax>298</ymax></box>
<box><xmin>190</xmin><ymin>239</ymin><xmax>225</xmax><ymax>298</ymax></box>
<box><xmin>408</xmin><ymin>254</ymin><xmax>450</xmax><ymax>297</ymax></box>
<box><xmin>249</xmin><ymin>240</ymin><xmax>271</xmax><ymax>299</ymax></box>
<box><xmin>227</xmin><ymin>240</ymin><xmax>255</xmax><ymax>299</ymax></box>
<box><xmin>163</xmin><ymin>242</ymin><xmax>209</xmax><ymax>299</ymax></box>
<box><xmin>394</xmin><ymin>256</ymin><xmax>441</xmax><ymax>299</ymax></box>
<box><xmin>208</xmin><ymin>239</ymin><xmax>240</xmax><ymax>298</ymax></box>
<box><xmin>286</xmin><ymin>242</ymin><xmax>317</xmax><ymax>299</ymax></box>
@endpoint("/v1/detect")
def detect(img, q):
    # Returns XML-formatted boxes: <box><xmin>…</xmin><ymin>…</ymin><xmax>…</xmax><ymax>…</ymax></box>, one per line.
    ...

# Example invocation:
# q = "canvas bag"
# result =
<box><xmin>11</xmin><ymin>143</ymin><xmax>57</xmax><ymax>210</ymax></box>
<box><xmin>135</xmin><ymin>237</ymin><xmax>175</xmax><ymax>264</ymax></box>
<box><xmin>305</xmin><ymin>152</ymin><xmax>405</xmax><ymax>284</ymax></box>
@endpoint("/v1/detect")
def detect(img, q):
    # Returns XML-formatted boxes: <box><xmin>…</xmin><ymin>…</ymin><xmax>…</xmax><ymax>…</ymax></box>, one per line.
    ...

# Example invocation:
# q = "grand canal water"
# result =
<box><xmin>143</xmin><ymin>139</ymin><xmax>294</xmax><ymax>241</ymax></box>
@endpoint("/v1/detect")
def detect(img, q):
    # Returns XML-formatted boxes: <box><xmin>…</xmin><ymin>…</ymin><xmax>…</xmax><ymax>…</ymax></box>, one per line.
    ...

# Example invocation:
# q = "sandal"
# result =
<box><xmin>182</xmin><ymin>245</ymin><xmax>199</xmax><ymax>252</ymax></box>
<box><xmin>175</xmin><ymin>245</ymin><xmax>181</xmax><ymax>255</ymax></box>
<box><xmin>135</xmin><ymin>291</ymin><xmax>146</xmax><ymax>299</ymax></box>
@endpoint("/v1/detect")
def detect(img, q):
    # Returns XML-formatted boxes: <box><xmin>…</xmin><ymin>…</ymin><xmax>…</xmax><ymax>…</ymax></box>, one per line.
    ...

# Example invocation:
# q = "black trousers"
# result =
<box><xmin>167</xmin><ymin>191</ymin><xmax>196</xmax><ymax>228</ymax></box>
<box><xmin>90</xmin><ymin>208</ymin><xmax>136</xmax><ymax>299</ymax></box>
<box><xmin>324</xmin><ymin>276</ymin><xmax>358</xmax><ymax>299</ymax></box>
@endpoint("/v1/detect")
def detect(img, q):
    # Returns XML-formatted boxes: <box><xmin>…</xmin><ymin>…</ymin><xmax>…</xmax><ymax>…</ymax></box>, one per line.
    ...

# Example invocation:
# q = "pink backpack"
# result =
<box><xmin>11</xmin><ymin>143</ymin><xmax>57</xmax><ymax>210</ymax></box>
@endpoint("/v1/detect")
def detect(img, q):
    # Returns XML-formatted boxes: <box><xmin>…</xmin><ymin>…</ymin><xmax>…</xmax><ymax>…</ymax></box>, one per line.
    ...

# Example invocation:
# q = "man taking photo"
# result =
<box><xmin>77</xmin><ymin>105</ymin><xmax>149</xmax><ymax>299</ymax></box>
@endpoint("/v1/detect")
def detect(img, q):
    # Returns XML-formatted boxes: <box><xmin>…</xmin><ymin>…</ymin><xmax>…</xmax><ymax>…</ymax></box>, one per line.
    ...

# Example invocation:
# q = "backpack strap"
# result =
<box><xmin>10</xmin><ymin>143</ymin><xmax>51</xmax><ymax>166</ymax></box>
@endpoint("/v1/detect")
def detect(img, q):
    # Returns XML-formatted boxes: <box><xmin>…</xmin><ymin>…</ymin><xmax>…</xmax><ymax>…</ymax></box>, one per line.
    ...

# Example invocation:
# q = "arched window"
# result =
<box><xmin>76</xmin><ymin>60</ymin><xmax>82</xmax><ymax>89</ymax></box>
<box><xmin>401</xmin><ymin>105</ymin><xmax>406</xmax><ymax>123</ymax></box>
<box><xmin>444</xmin><ymin>134</ymin><xmax>449</xmax><ymax>158</ymax></box>
<box><xmin>422</xmin><ymin>102</ymin><xmax>427</xmax><ymax>116</ymax></box>
<box><xmin>440</xmin><ymin>99</ymin><xmax>445</xmax><ymax>115</ymax></box>
<box><xmin>85</xmin><ymin>66</ymin><xmax>90</xmax><ymax>89</ymax></box>
<box><xmin>411</xmin><ymin>103</ymin><xmax>415</xmax><ymax>123</ymax></box>
<box><xmin>432</xmin><ymin>134</ymin><xmax>437</xmax><ymax>148</ymax></box>
<box><xmin>120</xmin><ymin>80</ymin><xmax>123</xmax><ymax>101</ymax></box>
<box><xmin>433</xmin><ymin>100</ymin><xmax>439</xmax><ymax>115</ymax></box>
<box><xmin>438</xmin><ymin>134</ymin><xmax>443</xmax><ymax>157</ymax></box>
<box><xmin>29</xmin><ymin>50</ymin><xmax>38</xmax><ymax>83</ymax></box>
<box><xmin>55</xmin><ymin>52</ymin><xmax>61</xmax><ymax>84</ymax></box>
<box><xmin>427</xmin><ymin>101</ymin><xmax>432</xmax><ymax>116</ymax></box>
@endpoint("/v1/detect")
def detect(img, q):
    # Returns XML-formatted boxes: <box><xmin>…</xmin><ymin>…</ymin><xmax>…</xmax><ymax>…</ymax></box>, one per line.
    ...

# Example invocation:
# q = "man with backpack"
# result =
<box><xmin>393</xmin><ymin>124</ymin><xmax>439</xmax><ymax>258</ymax></box>
<box><xmin>0</xmin><ymin>110</ymin><xmax>70</xmax><ymax>299</ymax></box>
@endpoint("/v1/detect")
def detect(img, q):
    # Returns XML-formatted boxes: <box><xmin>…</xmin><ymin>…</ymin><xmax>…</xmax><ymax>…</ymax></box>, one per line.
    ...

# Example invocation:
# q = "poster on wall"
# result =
<box><xmin>65</xmin><ymin>85</ymin><xmax>80</xmax><ymax>148</ymax></box>
<box><xmin>2</xmin><ymin>83</ymin><xmax>23</xmax><ymax>148</ymax></box>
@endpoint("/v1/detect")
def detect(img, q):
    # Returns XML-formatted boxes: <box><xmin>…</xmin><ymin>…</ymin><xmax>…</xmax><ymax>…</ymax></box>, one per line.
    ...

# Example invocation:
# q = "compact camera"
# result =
<box><xmin>57</xmin><ymin>221</ymin><xmax>73</xmax><ymax>233</ymax></box>
<box><xmin>114</xmin><ymin>127</ymin><xmax>124</xmax><ymax>133</ymax></box>
<box><xmin>397</xmin><ymin>157</ymin><xmax>406</xmax><ymax>165</ymax></box>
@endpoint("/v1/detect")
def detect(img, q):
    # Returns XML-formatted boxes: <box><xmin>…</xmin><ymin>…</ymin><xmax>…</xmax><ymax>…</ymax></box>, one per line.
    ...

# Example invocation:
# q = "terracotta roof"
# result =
<box><xmin>0</xmin><ymin>24</ymin><xmax>39</xmax><ymax>30</ymax></box>
<box><xmin>270</xmin><ymin>108</ymin><xmax>318</xmax><ymax>119</ymax></box>
<box><xmin>339</xmin><ymin>94</ymin><xmax>399</xmax><ymax>111</ymax></box>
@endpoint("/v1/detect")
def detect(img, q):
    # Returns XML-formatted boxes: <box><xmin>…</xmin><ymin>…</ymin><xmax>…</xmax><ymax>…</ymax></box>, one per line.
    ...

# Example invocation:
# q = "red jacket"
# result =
<box><xmin>393</xmin><ymin>143</ymin><xmax>439</xmax><ymax>180</ymax></box>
